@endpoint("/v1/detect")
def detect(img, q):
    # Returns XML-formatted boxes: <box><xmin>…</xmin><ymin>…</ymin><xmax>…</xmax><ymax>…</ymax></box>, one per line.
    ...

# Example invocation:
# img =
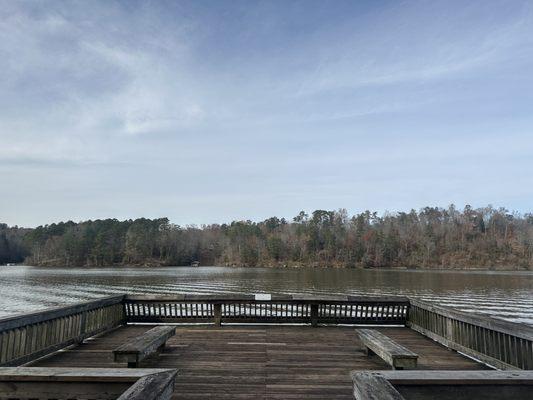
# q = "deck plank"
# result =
<box><xmin>31</xmin><ymin>325</ymin><xmax>487</xmax><ymax>399</ymax></box>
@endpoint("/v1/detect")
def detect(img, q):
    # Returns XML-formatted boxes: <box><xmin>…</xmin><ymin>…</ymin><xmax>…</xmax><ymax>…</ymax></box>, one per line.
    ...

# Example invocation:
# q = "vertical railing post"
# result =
<box><xmin>446</xmin><ymin>317</ymin><xmax>454</xmax><ymax>342</ymax></box>
<box><xmin>122</xmin><ymin>300</ymin><xmax>129</xmax><ymax>325</ymax></box>
<box><xmin>214</xmin><ymin>303</ymin><xmax>222</xmax><ymax>327</ymax></box>
<box><xmin>79</xmin><ymin>311</ymin><xmax>87</xmax><ymax>340</ymax></box>
<box><xmin>405</xmin><ymin>304</ymin><xmax>411</xmax><ymax>326</ymax></box>
<box><xmin>310</xmin><ymin>303</ymin><xmax>319</xmax><ymax>327</ymax></box>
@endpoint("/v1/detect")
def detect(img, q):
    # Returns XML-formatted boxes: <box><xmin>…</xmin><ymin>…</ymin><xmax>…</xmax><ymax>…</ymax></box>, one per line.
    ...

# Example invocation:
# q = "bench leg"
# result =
<box><xmin>363</xmin><ymin>347</ymin><xmax>375</xmax><ymax>356</ymax></box>
<box><xmin>393</xmin><ymin>359</ymin><xmax>417</xmax><ymax>370</ymax></box>
<box><xmin>127</xmin><ymin>355</ymin><xmax>140</xmax><ymax>368</ymax></box>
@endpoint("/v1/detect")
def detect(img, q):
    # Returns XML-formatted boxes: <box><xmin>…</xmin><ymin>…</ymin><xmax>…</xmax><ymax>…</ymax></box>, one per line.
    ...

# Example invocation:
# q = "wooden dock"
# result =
<box><xmin>29</xmin><ymin>325</ymin><xmax>486</xmax><ymax>399</ymax></box>
<box><xmin>0</xmin><ymin>294</ymin><xmax>532</xmax><ymax>399</ymax></box>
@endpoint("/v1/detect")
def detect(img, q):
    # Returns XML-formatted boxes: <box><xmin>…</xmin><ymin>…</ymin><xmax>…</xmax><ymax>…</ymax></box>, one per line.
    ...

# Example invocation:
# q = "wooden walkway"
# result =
<box><xmin>31</xmin><ymin>325</ymin><xmax>487</xmax><ymax>399</ymax></box>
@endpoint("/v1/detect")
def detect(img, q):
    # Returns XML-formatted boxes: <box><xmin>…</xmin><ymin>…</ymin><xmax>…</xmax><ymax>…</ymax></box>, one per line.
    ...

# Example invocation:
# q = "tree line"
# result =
<box><xmin>1</xmin><ymin>205</ymin><xmax>532</xmax><ymax>269</ymax></box>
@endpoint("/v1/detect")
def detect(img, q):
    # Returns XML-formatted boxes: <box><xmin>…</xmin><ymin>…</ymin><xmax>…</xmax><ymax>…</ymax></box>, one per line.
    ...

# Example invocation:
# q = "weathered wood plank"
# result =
<box><xmin>114</xmin><ymin>326</ymin><xmax>176</xmax><ymax>367</ymax></box>
<box><xmin>409</xmin><ymin>299</ymin><xmax>533</xmax><ymax>341</ymax></box>
<box><xmin>0</xmin><ymin>367</ymin><xmax>177</xmax><ymax>400</ymax></box>
<box><xmin>124</xmin><ymin>294</ymin><xmax>409</xmax><ymax>304</ymax></box>
<box><xmin>352</xmin><ymin>372</ymin><xmax>404</xmax><ymax>400</ymax></box>
<box><xmin>124</xmin><ymin>297</ymin><xmax>409</xmax><ymax>326</ymax></box>
<box><xmin>118</xmin><ymin>370</ymin><xmax>178</xmax><ymax>400</ymax></box>
<box><xmin>375</xmin><ymin>370</ymin><xmax>533</xmax><ymax>384</ymax></box>
<box><xmin>408</xmin><ymin>299</ymin><xmax>533</xmax><ymax>370</ymax></box>
<box><xmin>352</xmin><ymin>371</ymin><xmax>533</xmax><ymax>400</ymax></box>
<box><xmin>0</xmin><ymin>367</ymin><xmax>170</xmax><ymax>380</ymax></box>
<box><xmin>0</xmin><ymin>295</ymin><xmax>125</xmax><ymax>332</ymax></box>
<box><xmin>0</xmin><ymin>297</ymin><xmax>126</xmax><ymax>367</ymax></box>
<box><xmin>33</xmin><ymin>325</ymin><xmax>485</xmax><ymax>399</ymax></box>
<box><xmin>357</xmin><ymin>329</ymin><xmax>418</xmax><ymax>370</ymax></box>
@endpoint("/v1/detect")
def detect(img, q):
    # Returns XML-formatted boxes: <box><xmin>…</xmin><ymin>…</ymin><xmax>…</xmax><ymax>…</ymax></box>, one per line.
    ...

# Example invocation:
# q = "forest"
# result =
<box><xmin>1</xmin><ymin>205</ymin><xmax>532</xmax><ymax>270</ymax></box>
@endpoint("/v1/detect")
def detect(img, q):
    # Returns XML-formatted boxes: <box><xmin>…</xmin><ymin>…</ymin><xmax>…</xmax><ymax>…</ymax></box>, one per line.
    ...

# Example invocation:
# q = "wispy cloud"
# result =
<box><xmin>290</xmin><ymin>1</ymin><xmax>533</xmax><ymax>97</ymax></box>
<box><xmin>1</xmin><ymin>0</ymin><xmax>533</xmax><ymax>226</ymax></box>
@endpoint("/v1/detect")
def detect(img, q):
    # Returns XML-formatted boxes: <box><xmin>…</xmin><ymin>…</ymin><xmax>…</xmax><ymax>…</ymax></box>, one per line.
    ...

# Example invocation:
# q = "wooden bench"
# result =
<box><xmin>114</xmin><ymin>326</ymin><xmax>176</xmax><ymax>367</ymax></box>
<box><xmin>357</xmin><ymin>329</ymin><xmax>418</xmax><ymax>370</ymax></box>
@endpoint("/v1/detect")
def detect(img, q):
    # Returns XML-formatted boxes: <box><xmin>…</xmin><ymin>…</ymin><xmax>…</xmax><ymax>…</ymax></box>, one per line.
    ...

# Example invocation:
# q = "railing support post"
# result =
<box><xmin>121</xmin><ymin>300</ymin><xmax>129</xmax><ymax>325</ymax></box>
<box><xmin>79</xmin><ymin>312</ymin><xmax>87</xmax><ymax>339</ymax></box>
<box><xmin>446</xmin><ymin>318</ymin><xmax>454</xmax><ymax>342</ymax></box>
<box><xmin>214</xmin><ymin>304</ymin><xmax>222</xmax><ymax>327</ymax></box>
<box><xmin>310</xmin><ymin>304</ymin><xmax>319</xmax><ymax>327</ymax></box>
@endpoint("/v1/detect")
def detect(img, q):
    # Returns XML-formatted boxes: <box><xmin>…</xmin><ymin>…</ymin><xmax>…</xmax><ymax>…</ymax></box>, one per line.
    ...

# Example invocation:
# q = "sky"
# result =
<box><xmin>1</xmin><ymin>0</ymin><xmax>533</xmax><ymax>227</ymax></box>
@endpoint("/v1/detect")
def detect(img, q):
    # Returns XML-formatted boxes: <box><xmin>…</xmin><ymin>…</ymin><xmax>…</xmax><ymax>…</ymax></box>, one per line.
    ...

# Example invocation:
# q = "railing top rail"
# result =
<box><xmin>117</xmin><ymin>370</ymin><xmax>178</xmax><ymax>400</ymax></box>
<box><xmin>410</xmin><ymin>298</ymin><xmax>533</xmax><ymax>341</ymax></box>
<box><xmin>124</xmin><ymin>294</ymin><xmax>410</xmax><ymax>304</ymax></box>
<box><xmin>0</xmin><ymin>294</ymin><xmax>125</xmax><ymax>333</ymax></box>
<box><xmin>368</xmin><ymin>370</ymin><xmax>533</xmax><ymax>384</ymax></box>
<box><xmin>352</xmin><ymin>371</ymin><xmax>533</xmax><ymax>400</ymax></box>
<box><xmin>0</xmin><ymin>367</ymin><xmax>178</xmax><ymax>400</ymax></box>
<box><xmin>0</xmin><ymin>367</ymin><xmax>170</xmax><ymax>382</ymax></box>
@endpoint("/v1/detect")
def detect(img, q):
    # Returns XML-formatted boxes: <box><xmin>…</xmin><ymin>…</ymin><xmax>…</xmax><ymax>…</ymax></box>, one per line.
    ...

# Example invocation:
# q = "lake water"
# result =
<box><xmin>1</xmin><ymin>265</ymin><xmax>532</xmax><ymax>325</ymax></box>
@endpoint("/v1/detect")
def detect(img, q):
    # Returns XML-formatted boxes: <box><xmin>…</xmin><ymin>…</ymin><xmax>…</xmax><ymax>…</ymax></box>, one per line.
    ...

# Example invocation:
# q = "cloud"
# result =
<box><xmin>0</xmin><ymin>1</ymin><xmax>210</xmax><ymax>166</ymax></box>
<box><xmin>288</xmin><ymin>1</ymin><xmax>533</xmax><ymax>97</ymax></box>
<box><xmin>1</xmin><ymin>0</ymin><xmax>533</xmax><ymax>226</ymax></box>
<box><xmin>2</xmin><ymin>0</ymin><xmax>531</xmax><ymax>147</ymax></box>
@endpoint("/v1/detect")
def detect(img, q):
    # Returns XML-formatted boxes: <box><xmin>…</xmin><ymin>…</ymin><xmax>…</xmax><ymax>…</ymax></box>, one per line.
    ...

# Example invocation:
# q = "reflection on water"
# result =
<box><xmin>0</xmin><ymin>265</ymin><xmax>532</xmax><ymax>325</ymax></box>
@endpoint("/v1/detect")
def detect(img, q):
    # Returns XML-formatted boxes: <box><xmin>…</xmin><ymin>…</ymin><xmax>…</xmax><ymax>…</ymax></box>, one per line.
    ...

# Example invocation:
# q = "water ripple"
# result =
<box><xmin>0</xmin><ymin>266</ymin><xmax>532</xmax><ymax>325</ymax></box>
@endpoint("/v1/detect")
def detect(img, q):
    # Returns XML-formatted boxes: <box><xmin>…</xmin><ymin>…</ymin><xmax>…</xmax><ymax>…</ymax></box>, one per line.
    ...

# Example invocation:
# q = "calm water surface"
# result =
<box><xmin>1</xmin><ymin>265</ymin><xmax>532</xmax><ymax>325</ymax></box>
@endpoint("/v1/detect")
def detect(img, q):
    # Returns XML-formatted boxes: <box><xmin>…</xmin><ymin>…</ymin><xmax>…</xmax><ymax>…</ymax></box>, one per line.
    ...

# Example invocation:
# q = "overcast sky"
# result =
<box><xmin>1</xmin><ymin>0</ymin><xmax>533</xmax><ymax>227</ymax></box>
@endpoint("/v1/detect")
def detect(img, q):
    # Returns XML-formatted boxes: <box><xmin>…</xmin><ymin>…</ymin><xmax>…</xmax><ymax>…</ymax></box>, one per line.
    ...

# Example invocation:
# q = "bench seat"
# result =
<box><xmin>114</xmin><ymin>326</ymin><xmax>176</xmax><ymax>368</ymax></box>
<box><xmin>357</xmin><ymin>329</ymin><xmax>418</xmax><ymax>370</ymax></box>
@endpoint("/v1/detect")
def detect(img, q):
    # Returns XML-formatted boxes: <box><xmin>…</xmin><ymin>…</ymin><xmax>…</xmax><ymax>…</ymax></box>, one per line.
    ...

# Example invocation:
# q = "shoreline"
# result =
<box><xmin>6</xmin><ymin>263</ymin><xmax>532</xmax><ymax>272</ymax></box>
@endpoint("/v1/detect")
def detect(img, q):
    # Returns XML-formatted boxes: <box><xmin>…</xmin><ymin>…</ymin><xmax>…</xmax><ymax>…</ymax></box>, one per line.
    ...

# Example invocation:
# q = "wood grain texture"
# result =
<box><xmin>357</xmin><ymin>329</ymin><xmax>418</xmax><ymax>370</ymax></box>
<box><xmin>408</xmin><ymin>299</ymin><xmax>533</xmax><ymax>370</ymax></box>
<box><xmin>0</xmin><ymin>367</ymin><xmax>177</xmax><ymax>400</ymax></box>
<box><xmin>32</xmin><ymin>325</ymin><xmax>486</xmax><ymax>399</ymax></box>
<box><xmin>352</xmin><ymin>371</ymin><xmax>533</xmax><ymax>400</ymax></box>
<box><xmin>114</xmin><ymin>325</ymin><xmax>176</xmax><ymax>367</ymax></box>
<box><xmin>0</xmin><ymin>296</ymin><xmax>126</xmax><ymax>367</ymax></box>
<box><xmin>0</xmin><ymin>295</ymin><xmax>125</xmax><ymax>332</ymax></box>
<box><xmin>352</xmin><ymin>372</ymin><xmax>404</xmax><ymax>400</ymax></box>
<box><xmin>374</xmin><ymin>370</ymin><xmax>533</xmax><ymax>383</ymax></box>
<box><xmin>124</xmin><ymin>296</ymin><xmax>410</xmax><ymax>326</ymax></box>
<box><xmin>409</xmin><ymin>299</ymin><xmax>533</xmax><ymax>340</ymax></box>
<box><xmin>118</xmin><ymin>370</ymin><xmax>178</xmax><ymax>400</ymax></box>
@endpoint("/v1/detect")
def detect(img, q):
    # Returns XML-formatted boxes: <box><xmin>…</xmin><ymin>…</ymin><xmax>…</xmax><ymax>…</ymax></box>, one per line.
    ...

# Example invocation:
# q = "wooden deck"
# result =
<box><xmin>31</xmin><ymin>324</ymin><xmax>487</xmax><ymax>399</ymax></box>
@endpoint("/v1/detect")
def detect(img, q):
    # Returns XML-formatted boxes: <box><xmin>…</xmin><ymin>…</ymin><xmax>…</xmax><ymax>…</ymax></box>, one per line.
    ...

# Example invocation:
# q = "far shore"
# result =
<box><xmin>5</xmin><ymin>263</ymin><xmax>532</xmax><ymax>272</ymax></box>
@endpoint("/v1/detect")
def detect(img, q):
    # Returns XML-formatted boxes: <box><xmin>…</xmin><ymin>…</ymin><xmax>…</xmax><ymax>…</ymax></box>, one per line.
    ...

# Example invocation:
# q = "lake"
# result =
<box><xmin>0</xmin><ymin>265</ymin><xmax>532</xmax><ymax>325</ymax></box>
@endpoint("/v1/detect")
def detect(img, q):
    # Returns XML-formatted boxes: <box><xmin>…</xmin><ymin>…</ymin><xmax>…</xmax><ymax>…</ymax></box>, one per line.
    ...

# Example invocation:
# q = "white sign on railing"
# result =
<box><xmin>254</xmin><ymin>293</ymin><xmax>272</xmax><ymax>301</ymax></box>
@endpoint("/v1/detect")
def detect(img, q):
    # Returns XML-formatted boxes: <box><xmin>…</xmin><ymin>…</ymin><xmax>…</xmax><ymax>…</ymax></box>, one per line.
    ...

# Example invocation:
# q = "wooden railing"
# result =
<box><xmin>0</xmin><ymin>367</ymin><xmax>177</xmax><ymax>400</ymax></box>
<box><xmin>123</xmin><ymin>294</ymin><xmax>410</xmax><ymax>326</ymax></box>
<box><xmin>0</xmin><ymin>295</ymin><xmax>126</xmax><ymax>367</ymax></box>
<box><xmin>407</xmin><ymin>299</ymin><xmax>533</xmax><ymax>370</ymax></box>
<box><xmin>352</xmin><ymin>370</ymin><xmax>533</xmax><ymax>400</ymax></box>
<box><xmin>3</xmin><ymin>294</ymin><xmax>532</xmax><ymax>372</ymax></box>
